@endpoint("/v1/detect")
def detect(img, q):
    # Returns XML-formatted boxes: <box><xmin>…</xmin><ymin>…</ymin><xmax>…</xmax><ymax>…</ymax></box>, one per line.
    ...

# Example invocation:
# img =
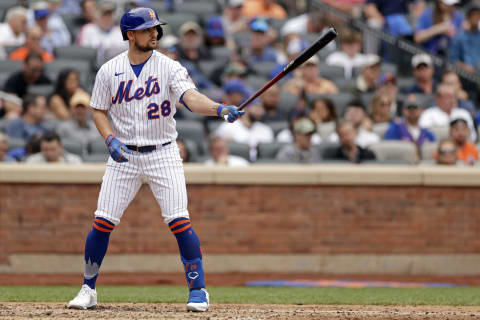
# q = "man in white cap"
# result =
<box><xmin>404</xmin><ymin>53</ymin><xmax>436</xmax><ymax>95</ymax></box>
<box><xmin>419</xmin><ymin>84</ymin><xmax>477</xmax><ymax>142</ymax></box>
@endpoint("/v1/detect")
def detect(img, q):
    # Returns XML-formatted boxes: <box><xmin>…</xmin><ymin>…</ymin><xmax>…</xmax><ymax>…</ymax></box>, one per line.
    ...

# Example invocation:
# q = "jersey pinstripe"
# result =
<box><xmin>92</xmin><ymin>50</ymin><xmax>194</xmax><ymax>224</ymax></box>
<box><xmin>91</xmin><ymin>50</ymin><xmax>196</xmax><ymax>146</ymax></box>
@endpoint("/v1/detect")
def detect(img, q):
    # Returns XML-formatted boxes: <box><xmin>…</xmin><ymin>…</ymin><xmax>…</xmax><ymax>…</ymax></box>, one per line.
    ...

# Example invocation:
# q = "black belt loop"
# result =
<box><xmin>126</xmin><ymin>142</ymin><xmax>171</xmax><ymax>153</ymax></box>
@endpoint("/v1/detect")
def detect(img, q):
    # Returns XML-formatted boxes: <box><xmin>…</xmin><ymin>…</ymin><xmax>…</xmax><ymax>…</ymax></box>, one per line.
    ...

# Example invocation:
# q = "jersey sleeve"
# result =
<box><xmin>169</xmin><ymin>61</ymin><xmax>197</xmax><ymax>104</ymax></box>
<box><xmin>90</xmin><ymin>66</ymin><xmax>111</xmax><ymax>110</ymax></box>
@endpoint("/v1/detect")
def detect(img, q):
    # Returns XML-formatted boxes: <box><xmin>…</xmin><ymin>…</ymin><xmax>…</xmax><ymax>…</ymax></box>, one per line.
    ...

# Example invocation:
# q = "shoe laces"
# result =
<box><xmin>79</xmin><ymin>285</ymin><xmax>92</xmax><ymax>296</ymax></box>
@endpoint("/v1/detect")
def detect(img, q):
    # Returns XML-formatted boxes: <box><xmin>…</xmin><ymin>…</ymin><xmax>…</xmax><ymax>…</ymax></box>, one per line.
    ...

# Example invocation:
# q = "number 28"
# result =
<box><xmin>147</xmin><ymin>100</ymin><xmax>171</xmax><ymax>119</ymax></box>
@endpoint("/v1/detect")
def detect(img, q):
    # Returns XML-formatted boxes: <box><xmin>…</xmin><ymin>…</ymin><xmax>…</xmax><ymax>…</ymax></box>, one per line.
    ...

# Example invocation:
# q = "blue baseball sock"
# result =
<box><xmin>83</xmin><ymin>217</ymin><xmax>115</xmax><ymax>289</ymax></box>
<box><xmin>169</xmin><ymin>217</ymin><xmax>205</xmax><ymax>290</ymax></box>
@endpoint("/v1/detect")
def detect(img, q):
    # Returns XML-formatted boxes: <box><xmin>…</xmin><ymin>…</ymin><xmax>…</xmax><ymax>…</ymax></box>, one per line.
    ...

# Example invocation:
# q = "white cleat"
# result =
<box><xmin>186</xmin><ymin>288</ymin><xmax>209</xmax><ymax>312</ymax></box>
<box><xmin>67</xmin><ymin>284</ymin><xmax>97</xmax><ymax>310</ymax></box>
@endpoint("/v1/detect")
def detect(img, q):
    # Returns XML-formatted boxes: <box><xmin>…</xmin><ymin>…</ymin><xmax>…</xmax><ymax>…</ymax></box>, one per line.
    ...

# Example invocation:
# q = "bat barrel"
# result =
<box><xmin>237</xmin><ymin>28</ymin><xmax>338</xmax><ymax>111</ymax></box>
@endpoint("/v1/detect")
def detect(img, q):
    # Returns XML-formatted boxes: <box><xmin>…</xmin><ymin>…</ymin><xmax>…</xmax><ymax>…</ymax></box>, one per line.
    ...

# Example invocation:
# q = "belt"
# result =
<box><xmin>126</xmin><ymin>141</ymin><xmax>171</xmax><ymax>153</ymax></box>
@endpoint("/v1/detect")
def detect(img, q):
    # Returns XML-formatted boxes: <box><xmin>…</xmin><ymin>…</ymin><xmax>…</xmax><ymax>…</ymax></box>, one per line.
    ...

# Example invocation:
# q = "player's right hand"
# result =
<box><xmin>217</xmin><ymin>104</ymin><xmax>245</xmax><ymax>123</ymax></box>
<box><xmin>105</xmin><ymin>135</ymin><xmax>131</xmax><ymax>163</ymax></box>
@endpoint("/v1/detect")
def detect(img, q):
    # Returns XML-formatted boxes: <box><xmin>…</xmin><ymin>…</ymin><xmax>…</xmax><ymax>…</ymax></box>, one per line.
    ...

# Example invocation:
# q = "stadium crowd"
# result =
<box><xmin>0</xmin><ymin>0</ymin><xmax>480</xmax><ymax>166</ymax></box>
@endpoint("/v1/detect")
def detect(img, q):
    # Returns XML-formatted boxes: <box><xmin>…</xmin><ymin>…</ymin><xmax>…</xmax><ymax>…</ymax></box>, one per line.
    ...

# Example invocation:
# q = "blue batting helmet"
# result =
<box><xmin>120</xmin><ymin>7</ymin><xmax>167</xmax><ymax>41</ymax></box>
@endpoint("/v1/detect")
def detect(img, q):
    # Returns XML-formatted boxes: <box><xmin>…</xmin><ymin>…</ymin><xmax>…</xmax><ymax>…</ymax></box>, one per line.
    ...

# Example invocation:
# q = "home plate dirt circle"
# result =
<box><xmin>1</xmin><ymin>303</ymin><xmax>480</xmax><ymax>319</ymax></box>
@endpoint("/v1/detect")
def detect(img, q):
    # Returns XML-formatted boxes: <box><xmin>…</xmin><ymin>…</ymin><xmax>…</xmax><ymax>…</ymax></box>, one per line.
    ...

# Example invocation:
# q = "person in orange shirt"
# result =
<box><xmin>449</xmin><ymin>117</ymin><xmax>478</xmax><ymax>165</ymax></box>
<box><xmin>9</xmin><ymin>25</ymin><xmax>54</xmax><ymax>62</ymax></box>
<box><xmin>242</xmin><ymin>0</ymin><xmax>287</xmax><ymax>19</ymax></box>
<box><xmin>434</xmin><ymin>117</ymin><xmax>478</xmax><ymax>165</ymax></box>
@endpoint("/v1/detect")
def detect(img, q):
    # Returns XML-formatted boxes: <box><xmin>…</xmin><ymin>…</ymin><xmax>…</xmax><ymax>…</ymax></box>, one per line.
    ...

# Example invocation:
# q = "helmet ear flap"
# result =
<box><xmin>156</xmin><ymin>25</ymin><xmax>163</xmax><ymax>40</ymax></box>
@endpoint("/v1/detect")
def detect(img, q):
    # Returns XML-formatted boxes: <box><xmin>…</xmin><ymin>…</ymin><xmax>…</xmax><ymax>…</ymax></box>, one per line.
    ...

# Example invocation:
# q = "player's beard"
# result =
<box><xmin>134</xmin><ymin>39</ymin><xmax>156</xmax><ymax>52</ymax></box>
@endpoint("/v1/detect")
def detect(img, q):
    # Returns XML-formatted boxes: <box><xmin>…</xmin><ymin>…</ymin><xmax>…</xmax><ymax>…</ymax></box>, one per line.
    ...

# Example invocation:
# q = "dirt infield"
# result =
<box><xmin>1</xmin><ymin>272</ymin><xmax>480</xmax><ymax>286</ymax></box>
<box><xmin>1</xmin><ymin>303</ymin><xmax>480</xmax><ymax>319</ymax></box>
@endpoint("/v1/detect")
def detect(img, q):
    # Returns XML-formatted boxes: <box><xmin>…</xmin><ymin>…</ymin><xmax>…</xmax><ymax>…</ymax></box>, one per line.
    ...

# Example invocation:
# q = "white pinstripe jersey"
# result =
<box><xmin>90</xmin><ymin>50</ymin><xmax>196</xmax><ymax>146</ymax></box>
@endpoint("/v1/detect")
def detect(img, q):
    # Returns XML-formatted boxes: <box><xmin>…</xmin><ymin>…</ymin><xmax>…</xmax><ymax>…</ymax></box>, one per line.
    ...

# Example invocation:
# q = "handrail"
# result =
<box><xmin>310</xmin><ymin>0</ymin><xmax>480</xmax><ymax>86</ymax></box>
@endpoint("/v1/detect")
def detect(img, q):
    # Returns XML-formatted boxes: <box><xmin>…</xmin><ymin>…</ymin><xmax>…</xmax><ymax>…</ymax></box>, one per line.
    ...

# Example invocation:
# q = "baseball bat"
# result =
<box><xmin>236</xmin><ymin>27</ymin><xmax>338</xmax><ymax>114</ymax></box>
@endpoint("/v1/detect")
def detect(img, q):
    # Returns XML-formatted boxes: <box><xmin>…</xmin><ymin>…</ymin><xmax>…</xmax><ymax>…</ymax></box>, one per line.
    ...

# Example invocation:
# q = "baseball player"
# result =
<box><xmin>67</xmin><ymin>7</ymin><xmax>244</xmax><ymax>312</ymax></box>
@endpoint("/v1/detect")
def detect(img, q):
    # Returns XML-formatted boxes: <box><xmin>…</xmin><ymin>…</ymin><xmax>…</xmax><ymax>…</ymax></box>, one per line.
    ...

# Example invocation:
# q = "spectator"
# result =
<box><xmin>56</xmin><ymin>90</ymin><xmax>100</xmax><ymax>144</ymax></box>
<box><xmin>385</xmin><ymin>94</ymin><xmax>436</xmax><ymax>155</ymax></box>
<box><xmin>326</xmin><ymin>28</ymin><xmax>370</xmax><ymax>78</ymax></box>
<box><xmin>158</xmin><ymin>34</ymin><xmax>179</xmax><ymax>60</ymax></box>
<box><xmin>26</xmin><ymin>131</ymin><xmax>82</xmax><ymax>163</ymax></box>
<box><xmin>73</xmin><ymin>0</ymin><xmax>97</xmax><ymax>30</ymax></box>
<box><xmin>77</xmin><ymin>0</ymin><xmax>126</xmax><ymax>64</ymax></box>
<box><xmin>276</xmin><ymin>110</ymin><xmax>322</xmax><ymax>144</ymax></box>
<box><xmin>6</xmin><ymin>131</ymin><xmax>43</xmax><ymax>162</ymax></box>
<box><xmin>281</xmin><ymin>11</ymin><xmax>330</xmax><ymax>38</ymax></box>
<box><xmin>283</xmin><ymin>55</ymin><xmax>338</xmax><ymax>100</ymax></box>
<box><xmin>276</xmin><ymin>117</ymin><xmax>322</xmax><ymax>163</ymax></box>
<box><xmin>364</xmin><ymin>0</ymin><xmax>415</xmax><ymax>37</ymax></box>
<box><xmin>4</xmin><ymin>52</ymin><xmax>52</xmax><ymax>99</ymax></box>
<box><xmin>403</xmin><ymin>53</ymin><xmax>436</xmax><ymax>95</ymax></box>
<box><xmin>354</xmin><ymin>54</ymin><xmax>381</xmax><ymax>94</ymax></box>
<box><xmin>441</xmin><ymin>70</ymin><xmax>476</xmax><ymax>117</ymax></box>
<box><xmin>270</xmin><ymin>36</ymin><xmax>308</xmax><ymax>80</ymax></box>
<box><xmin>176</xmin><ymin>21</ymin><xmax>211</xmax><ymax>64</ymax></box>
<box><xmin>222</xmin><ymin>61</ymin><xmax>249</xmax><ymax>83</ymax></box>
<box><xmin>9</xmin><ymin>25</ymin><xmax>55</xmax><ymax>62</ymax></box>
<box><xmin>435</xmin><ymin>138</ymin><xmax>460</xmax><ymax>165</ymax></box>
<box><xmin>243</xmin><ymin>18</ymin><xmax>277</xmax><ymax>64</ymax></box>
<box><xmin>419</xmin><ymin>84</ymin><xmax>476</xmax><ymax>141</ymax></box>
<box><xmin>215</xmin><ymin>80</ymin><xmax>273</xmax><ymax>156</ymax></box>
<box><xmin>5</xmin><ymin>94</ymin><xmax>50</xmax><ymax>141</ymax></box>
<box><xmin>450</xmin><ymin>4</ymin><xmax>480</xmax><ymax>73</ymax></box>
<box><xmin>221</xmin><ymin>79</ymin><xmax>252</xmax><ymax>106</ymax></box>
<box><xmin>309</xmin><ymin>96</ymin><xmax>338</xmax><ymax>126</ymax></box>
<box><xmin>176</xmin><ymin>139</ymin><xmax>190</xmax><ymax>163</ymax></box>
<box><xmin>370</xmin><ymin>88</ymin><xmax>394</xmax><ymax>124</ymax></box>
<box><xmin>377</xmin><ymin>72</ymin><xmax>400</xmax><ymax>116</ymax></box>
<box><xmin>324</xmin><ymin>120</ymin><xmax>376</xmax><ymax>163</ymax></box>
<box><xmin>222</xmin><ymin>0</ymin><xmax>249</xmax><ymax>38</ymax></box>
<box><xmin>414</xmin><ymin>0</ymin><xmax>463</xmax><ymax>56</ymax></box>
<box><xmin>0</xmin><ymin>91</ymin><xmax>23</xmax><ymax>120</ymax></box>
<box><xmin>259</xmin><ymin>84</ymin><xmax>286</xmax><ymax>122</ymax></box>
<box><xmin>0</xmin><ymin>133</ymin><xmax>16</xmax><ymax>162</ymax></box>
<box><xmin>439</xmin><ymin>117</ymin><xmax>478</xmax><ymax>164</ymax></box>
<box><xmin>204</xmin><ymin>16</ymin><xmax>229</xmax><ymax>49</ymax></box>
<box><xmin>242</xmin><ymin>0</ymin><xmax>287</xmax><ymax>19</ymax></box>
<box><xmin>0</xmin><ymin>7</ymin><xmax>28</xmax><ymax>59</ymax></box>
<box><xmin>49</xmin><ymin>69</ymin><xmax>82</xmax><ymax>120</ymax></box>
<box><xmin>204</xmin><ymin>136</ymin><xmax>249</xmax><ymax>166</ymax></box>
<box><xmin>215</xmin><ymin>102</ymin><xmax>274</xmax><ymax>160</ymax></box>
<box><xmin>328</xmin><ymin>100</ymin><xmax>380</xmax><ymax>147</ymax></box>
<box><xmin>30</xmin><ymin>0</ymin><xmax>71</xmax><ymax>53</ymax></box>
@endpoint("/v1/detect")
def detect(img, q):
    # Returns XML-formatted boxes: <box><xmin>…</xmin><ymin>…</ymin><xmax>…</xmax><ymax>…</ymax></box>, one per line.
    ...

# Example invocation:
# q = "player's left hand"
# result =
<box><xmin>105</xmin><ymin>135</ymin><xmax>132</xmax><ymax>163</ymax></box>
<box><xmin>217</xmin><ymin>104</ymin><xmax>245</xmax><ymax>123</ymax></box>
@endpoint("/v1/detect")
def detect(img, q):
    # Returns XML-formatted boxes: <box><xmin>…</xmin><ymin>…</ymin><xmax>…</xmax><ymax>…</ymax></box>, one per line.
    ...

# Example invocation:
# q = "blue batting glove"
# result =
<box><xmin>105</xmin><ymin>135</ymin><xmax>131</xmax><ymax>163</ymax></box>
<box><xmin>217</xmin><ymin>104</ymin><xmax>245</xmax><ymax>123</ymax></box>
